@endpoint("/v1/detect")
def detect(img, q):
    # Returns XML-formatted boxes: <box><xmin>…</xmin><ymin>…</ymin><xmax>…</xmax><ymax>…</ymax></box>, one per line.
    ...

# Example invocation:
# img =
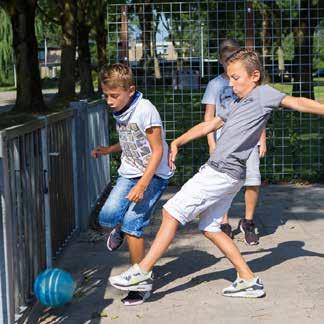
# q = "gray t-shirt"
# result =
<box><xmin>208</xmin><ymin>85</ymin><xmax>286</xmax><ymax>180</ymax></box>
<box><xmin>201</xmin><ymin>74</ymin><xmax>230</xmax><ymax>140</ymax></box>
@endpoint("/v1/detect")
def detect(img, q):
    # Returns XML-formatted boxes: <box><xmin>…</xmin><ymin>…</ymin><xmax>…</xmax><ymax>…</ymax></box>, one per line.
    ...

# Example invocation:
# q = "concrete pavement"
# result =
<box><xmin>26</xmin><ymin>184</ymin><xmax>324</xmax><ymax>323</ymax></box>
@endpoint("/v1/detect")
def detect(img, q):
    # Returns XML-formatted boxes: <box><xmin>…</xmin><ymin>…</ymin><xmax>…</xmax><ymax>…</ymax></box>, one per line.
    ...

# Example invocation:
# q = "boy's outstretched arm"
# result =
<box><xmin>204</xmin><ymin>104</ymin><xmax>217</xmax><ymax>155</ymax></box>
<box><xmin>259</xmin><ymin>127</ymin><xmax>267</xmax><ymax>158</ymax></box>
<box><xmin>91</xmin><ymin>143</ymin><xmax>121</xmax><ymax>158</ymax></box>
<box><xmin>169</xmin><ymin>117</ymin><xmax>224</xmax><ymax>169</ymax></box>
<box><xmin>281</xmin><ymin>96</ymin><xmax>324</xmax><ymax>115</ymax></box>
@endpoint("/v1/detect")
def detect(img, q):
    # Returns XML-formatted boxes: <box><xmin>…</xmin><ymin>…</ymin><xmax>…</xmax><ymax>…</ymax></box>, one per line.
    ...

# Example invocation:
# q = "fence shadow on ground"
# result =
<box><xmin>25</xmin><ymin>234</ymin><xmax>130</xmax><ymax>323</ymax></box>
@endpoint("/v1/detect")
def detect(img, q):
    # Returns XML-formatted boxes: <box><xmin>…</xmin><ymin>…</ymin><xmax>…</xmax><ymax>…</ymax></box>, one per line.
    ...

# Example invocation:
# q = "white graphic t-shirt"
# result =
<box><xmin>114</xmin><ymin>95</ymin><xmax>173</xmax><ymax>179</ymax></box>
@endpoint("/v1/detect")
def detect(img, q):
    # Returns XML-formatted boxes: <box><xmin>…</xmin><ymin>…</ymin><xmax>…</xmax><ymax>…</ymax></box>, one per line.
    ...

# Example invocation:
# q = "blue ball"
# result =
<box><xmin>34</xmin><ymin>268</ymin><xmax>76</xmax><ymax>307</ymax></box>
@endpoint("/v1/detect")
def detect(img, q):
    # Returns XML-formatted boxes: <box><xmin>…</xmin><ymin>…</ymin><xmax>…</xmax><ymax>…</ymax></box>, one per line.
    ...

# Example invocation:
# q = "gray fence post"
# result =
<box><xmin>70</xmin><ymin>101</ymin><xmax>90</xmax><ymax>231</ymax></box>
<box><xmin>0</xmin><ymin>132</ymin><xmax>15</xmax><ymax>324</ymax></box>
<box><xmin>40</xmin><ymin>118</ymin><xmax>52</xmax><ymax>268</ymax></box>
<box><xmin>71</xmin><ymin>111</ymin><xmax>80</xmax><ymax>232</ymax></box>
<box><xmin>0</xmin><ymin>150</ymin><xmax>8</xmax><ymax>324</ymax></box>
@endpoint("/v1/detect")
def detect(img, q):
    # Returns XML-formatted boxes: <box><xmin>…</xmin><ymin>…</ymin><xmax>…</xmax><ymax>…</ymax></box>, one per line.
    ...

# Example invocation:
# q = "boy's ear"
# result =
<box><xmin>251</xmin><ymin>70</ymin><xmax>261</xmax><ymax>83</ymax></box>
<box><xmin>129</xmin><ymin>85</ymin><xmax>136</xmax><ymax>96</ymax></box>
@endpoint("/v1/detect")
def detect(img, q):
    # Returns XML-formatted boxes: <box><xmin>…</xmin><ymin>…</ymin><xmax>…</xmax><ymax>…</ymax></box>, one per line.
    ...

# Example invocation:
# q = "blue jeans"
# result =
<box><xmin>99</xmin><ymin>175</ymin><xmax>168</xmax><ymax>237</ymax></box>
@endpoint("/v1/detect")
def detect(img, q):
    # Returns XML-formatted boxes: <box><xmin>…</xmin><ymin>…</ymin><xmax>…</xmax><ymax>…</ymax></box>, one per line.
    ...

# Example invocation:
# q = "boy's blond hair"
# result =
<box><xmin>226</xmin><ymin>49</ymin><xmax>264</xmax><ymax>85</ymax></box>
<box><xmin>100</xmin><ymin>63</ymin><xmax>135</xmax><ymax>89</ymax></box>
<box><xmin>219</xmin><ymin>39</ymin><xmax>240</xmax><ymax>63</ymax></box>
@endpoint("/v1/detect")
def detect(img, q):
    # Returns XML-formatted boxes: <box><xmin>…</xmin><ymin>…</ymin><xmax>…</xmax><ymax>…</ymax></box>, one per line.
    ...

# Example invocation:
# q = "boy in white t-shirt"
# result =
<box><xmin>202</xmin><ymin>39</ymin><xmax>266</xmax><ymax>245</ymax></box>
<box><xmin>92</xmin><ymin>63</ymin><xmax>173</xmax><ymax>305</ymax></box>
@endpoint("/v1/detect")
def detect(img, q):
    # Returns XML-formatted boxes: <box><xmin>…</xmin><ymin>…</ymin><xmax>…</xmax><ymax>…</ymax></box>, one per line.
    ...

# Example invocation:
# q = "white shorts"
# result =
<box><xmin>245</xmin><ymin>145</ymin><xmax>261</xmax><ymax>186</ymax></box>
<box><xmin>163</xmin><ymin>164</ymin><xmax>243</xmax><ymax>232</ymax></box>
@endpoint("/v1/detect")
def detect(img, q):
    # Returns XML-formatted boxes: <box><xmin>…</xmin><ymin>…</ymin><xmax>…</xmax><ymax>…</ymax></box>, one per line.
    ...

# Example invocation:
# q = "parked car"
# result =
<box><xmin>312</xmin><ymin>68</ymin><xmax>324</xmax><ymax>77</ymax></box>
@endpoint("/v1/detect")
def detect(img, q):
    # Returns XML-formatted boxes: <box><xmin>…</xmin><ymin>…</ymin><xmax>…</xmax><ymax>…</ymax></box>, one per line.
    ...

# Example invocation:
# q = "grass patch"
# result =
<box><xmin>110</xmin><ymin>84</ymin><xmax>324</xmax><ymax>184</ymax></box>
<box><xmin>0</xmin><ymin>111</ymin><xmax>38</xmax><ymax>130</ymax></box>
<box><xmin>0</xmin><ymin>86</ymin><xmax>16</xmax><ymax>92</ymax></box>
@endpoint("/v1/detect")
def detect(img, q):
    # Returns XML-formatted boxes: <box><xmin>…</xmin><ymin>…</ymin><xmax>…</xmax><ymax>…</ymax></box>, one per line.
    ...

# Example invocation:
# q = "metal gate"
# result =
<box><xmin>0</xmin><ymin>100</ymin><xmax>110</xmax><ymax>323</ymax></box>
<box><xmin>107</xmin><ymin>1</ymin><xmax>324</xmax><ymax>184</ymax></box>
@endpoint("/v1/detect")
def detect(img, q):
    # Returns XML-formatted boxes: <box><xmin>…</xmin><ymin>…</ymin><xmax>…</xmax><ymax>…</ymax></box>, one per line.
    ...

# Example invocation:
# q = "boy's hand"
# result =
<box><xmin>168</xmin><ymin>142</ymin><xmax>178</xmax><ymax>170</ymax></box>
<box><xmin>259</xmin><ymin>142</ymin><xmax>267</xmax><ymax>158</ymax></box>
<box><xmin>127</xmin><ymin>183</ymin><xmax>146</xmax><ymax>203</ymax></box>
<box><xmin>91</xmin><ymin>146</ymin><xmax>110</xmax><ymax>158</ymax></box>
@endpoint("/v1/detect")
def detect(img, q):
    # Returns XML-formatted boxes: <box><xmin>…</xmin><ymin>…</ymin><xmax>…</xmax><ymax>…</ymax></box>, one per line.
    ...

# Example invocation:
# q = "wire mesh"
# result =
<box><xmin>107</xmin><ymin>1</ymin><xmax>324</xmax><ymax>184</ymax></box>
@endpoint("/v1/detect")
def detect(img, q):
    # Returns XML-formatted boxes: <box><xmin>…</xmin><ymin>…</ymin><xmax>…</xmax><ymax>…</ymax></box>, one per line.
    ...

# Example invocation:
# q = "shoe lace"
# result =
<box><xmin>111</xmin><ymin>228</ymin><xmax>123</xmax><ymax>241</ymax></box>
<box><xmin>245</xmin><ymin>221</ymin><xmax>256</xmax><ymax>233</ymax></box>
<box><xmin>120</xmin><ymin>266</ymin><xmax>138</xmax><ymax>280</ymax></box>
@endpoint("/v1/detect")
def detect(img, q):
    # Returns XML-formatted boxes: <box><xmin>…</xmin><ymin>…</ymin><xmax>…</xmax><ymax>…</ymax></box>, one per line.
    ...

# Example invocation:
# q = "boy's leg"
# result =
<box><xmin>119</xmin><ymin>176</ymin><xmax>168</xmax><ymax>304</ymax></box>
<box><xmin>109</xmin><ymin>208</ymin><xmax>180</xmax><ymax>291</ymax></box>
<box><xmin>99</xmin><ymin>177</ymin><xmax>135</xmax><ymax>251</ymax></box>
<box><xmin>203</xmin><ymin>230</ymin><xmax>253</xmax><ymax>278</ymax></box>
<box><xmin>220</xmin><ymin>212</ymin><xmax>233</xmax><ymax>238</ymax></box>
<box><xmin>239</xmin><ymin>145</ymin><xmax>261</xmax><ymax>245</ymax></box>
<box><xmin>122</xmin><ymin>210</ymin><xmax>172</xmax><ymax>306</ymax></box>
<box><xmin>126</xmin><ymin>235</ymin><xmax>145</xmax><ymax>264</ymax></box>
<box><xmin>203</xmin><ymin>230</ymin><xmax>264</xmax><ymax>298</ymax></box>
<box><xmin>121</xmin><ymin>234</ymin><xmax>150</xmax><ymax>306</ymax></box>
<box><xmin>199</xmin><ymin>195</ymin><xmax>265</xmax><ymax>298</ymax></box>
<box><xmin>244</xmin><ymin>185</ymin><xmax>259</xmax><ymax>221</ymax></box>
<box><xmin>120</xmin><ymin>175</ymin><xmax>169</xmax><ymax>260</ymax></box>
<box><xmin>140</xmin><ymin>210</ymin><xmax>179</xmax><ymax>272</ymax></box>
<box><xmin>110</xmin><ymin>165</ymin><xmax>245</xmax><ymax>293</ymax></box>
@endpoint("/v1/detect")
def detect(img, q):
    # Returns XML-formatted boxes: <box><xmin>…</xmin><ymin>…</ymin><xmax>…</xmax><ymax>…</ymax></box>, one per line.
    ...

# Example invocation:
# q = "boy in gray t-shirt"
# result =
<box><xmin>109</xmin><ymin>49</ymin><xmax>324</xmax><ymax>299</ymax></box>
<box><xmin>202</xmin><ymin>39</ymin><xmax>265</xmax><ymax>245</ymax></box>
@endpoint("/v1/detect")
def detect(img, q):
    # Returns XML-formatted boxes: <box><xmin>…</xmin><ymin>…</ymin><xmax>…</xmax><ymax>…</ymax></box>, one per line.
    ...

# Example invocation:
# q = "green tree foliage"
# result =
<box><xmin>0</xmin><ymin>8</ymin><xmax>13</xmax><ymax>85</ymax></box>
<box><xmin>0</xmin><ymin>0</ymin><xmax>46</xmax><ymax>112</ymax></box>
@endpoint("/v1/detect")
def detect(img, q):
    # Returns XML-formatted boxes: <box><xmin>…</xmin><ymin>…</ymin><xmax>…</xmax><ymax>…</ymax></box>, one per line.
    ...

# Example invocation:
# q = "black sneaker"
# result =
<box><xmin>107</xmin><ymin>227</ymin><xmax>124</xmax><ymax>251</ymax></box>
<box><xmin>121</xmin><ymin>291</ymin><xmax>151</xmax><ymax>306</ymax></box>
<box><xmin>239</xmin><ymin>219</ymin><xmax>259</xmax><ymax>245</ymax></box>
<box><xmin>220</xmin><ymin>223</ymin><xmax>233</xmax><ymax>238</ymax></box>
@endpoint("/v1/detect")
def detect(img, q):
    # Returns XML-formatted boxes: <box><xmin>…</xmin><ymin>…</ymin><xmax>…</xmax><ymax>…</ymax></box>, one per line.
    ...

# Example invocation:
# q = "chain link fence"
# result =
<box><xmin>107</xmin><ymin>1</ymin><xmax>324</xmax><ymax>184</ymax></box>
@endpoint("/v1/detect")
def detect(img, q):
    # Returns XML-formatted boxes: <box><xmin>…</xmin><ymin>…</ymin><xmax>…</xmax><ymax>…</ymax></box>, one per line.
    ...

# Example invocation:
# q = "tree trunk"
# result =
<box><xmin>292</xmin><ymin>23</ymin><xmax>315</xmax><ymax>98</ymax></box>
<box><xmin>95</xmin><ymin>5</ymin><xmax>107</xmax><ymax>93</ymax></box>
<box><xmin>58</xmin><ymin>0</ymin><xmax>77</xmax><ymax>99</ymax></box>
<box><xmin>139</xmin><ymin>2</ymin><xmax>154</xmax><ymax>72</ymax></box>
<box><xmin>77</xmin><ymin>23</ymin><xmax>94</xmax><ymax>99</ymax></box>
<box><xmin>151</xmin><ymin>12</ymin><xmax>160</xmax><ymax>79</ymax></box>
<box><xmin>10</xmin><ymin>1</ymin><xmax>46</xmax><ymax>113</ymax></box>
<box><xmin>292</xmin><ymin>1</ymin><xmax>318</xmax><ymax>99</ymax></box>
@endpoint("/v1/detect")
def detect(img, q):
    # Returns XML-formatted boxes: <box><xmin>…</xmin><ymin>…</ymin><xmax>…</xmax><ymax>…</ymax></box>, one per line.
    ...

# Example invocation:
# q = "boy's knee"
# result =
<box><xmin>202</xmin><ymin>230</ymin><xmax>212</xmax><ymax>239</ymax></box>
<box><xmin>162</xmin><ymin>208</ymin><xmax>181</xmax><ymax>225</ymax></box>
<box><xmin>201</xmin><ymin>229</ymin><xmax>222</xmax><ymax>240</ymax></box>
<box><xmin>98</xmin><ymin>204</ymin><xmax>120</xmax><ymax>227</ymax></box>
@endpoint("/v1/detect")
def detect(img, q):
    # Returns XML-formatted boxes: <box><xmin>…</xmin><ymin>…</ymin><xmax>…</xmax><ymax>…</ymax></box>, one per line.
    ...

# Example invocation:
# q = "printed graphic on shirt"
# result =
<box><xmin>117</xmin><ymin>122</ymin><xmax>152</xmax><ymax>172</ymax></box>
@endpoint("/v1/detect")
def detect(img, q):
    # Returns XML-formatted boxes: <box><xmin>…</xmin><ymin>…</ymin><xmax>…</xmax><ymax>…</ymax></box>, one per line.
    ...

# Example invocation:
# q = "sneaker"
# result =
<box><xmin>107</xmin><ymin>227</ymin><xmax>124</xmax><ymax>251</ymax></box>
<box><xmin>222</xmin><ymin>275</ymin><xmax>265</xmax><ymax>298</ymax></box>
<box><xmin>121</xmin><ymin>291</ymin><xmax>151</xmax><ymax>306</ymax></box>
<box><xmin>109</xmin><ymin>264</ymin><xmax>153</xmax><ymax>291</ymax></box>
<box><xmin>220</xmin><ymin>223</ymin><xmax>233</xmax><ymax>238</ymax></box>
<box><xmin>239</xmin><ymin>219</ymin><xmax>259</xmax><ymax>245</ymax></box>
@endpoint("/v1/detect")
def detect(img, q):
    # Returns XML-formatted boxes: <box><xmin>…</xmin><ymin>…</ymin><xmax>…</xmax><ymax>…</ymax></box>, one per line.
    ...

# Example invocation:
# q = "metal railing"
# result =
<box><xmin>0</xmin><ymin>100</ymin><xmax>110</xmax><ymax>323</ymax></box>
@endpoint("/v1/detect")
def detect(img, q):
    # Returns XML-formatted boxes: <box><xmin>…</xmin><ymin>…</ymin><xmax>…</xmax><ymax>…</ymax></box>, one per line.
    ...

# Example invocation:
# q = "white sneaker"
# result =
<box><xmin>109</xmin><ymin>264</ymin><xmax>153</xmax><ymax>291</ymax></box>
<box><xmin>222</xmin><ymin>275</ymin><xmax>265</xmax><ymax>298</ymax></box>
